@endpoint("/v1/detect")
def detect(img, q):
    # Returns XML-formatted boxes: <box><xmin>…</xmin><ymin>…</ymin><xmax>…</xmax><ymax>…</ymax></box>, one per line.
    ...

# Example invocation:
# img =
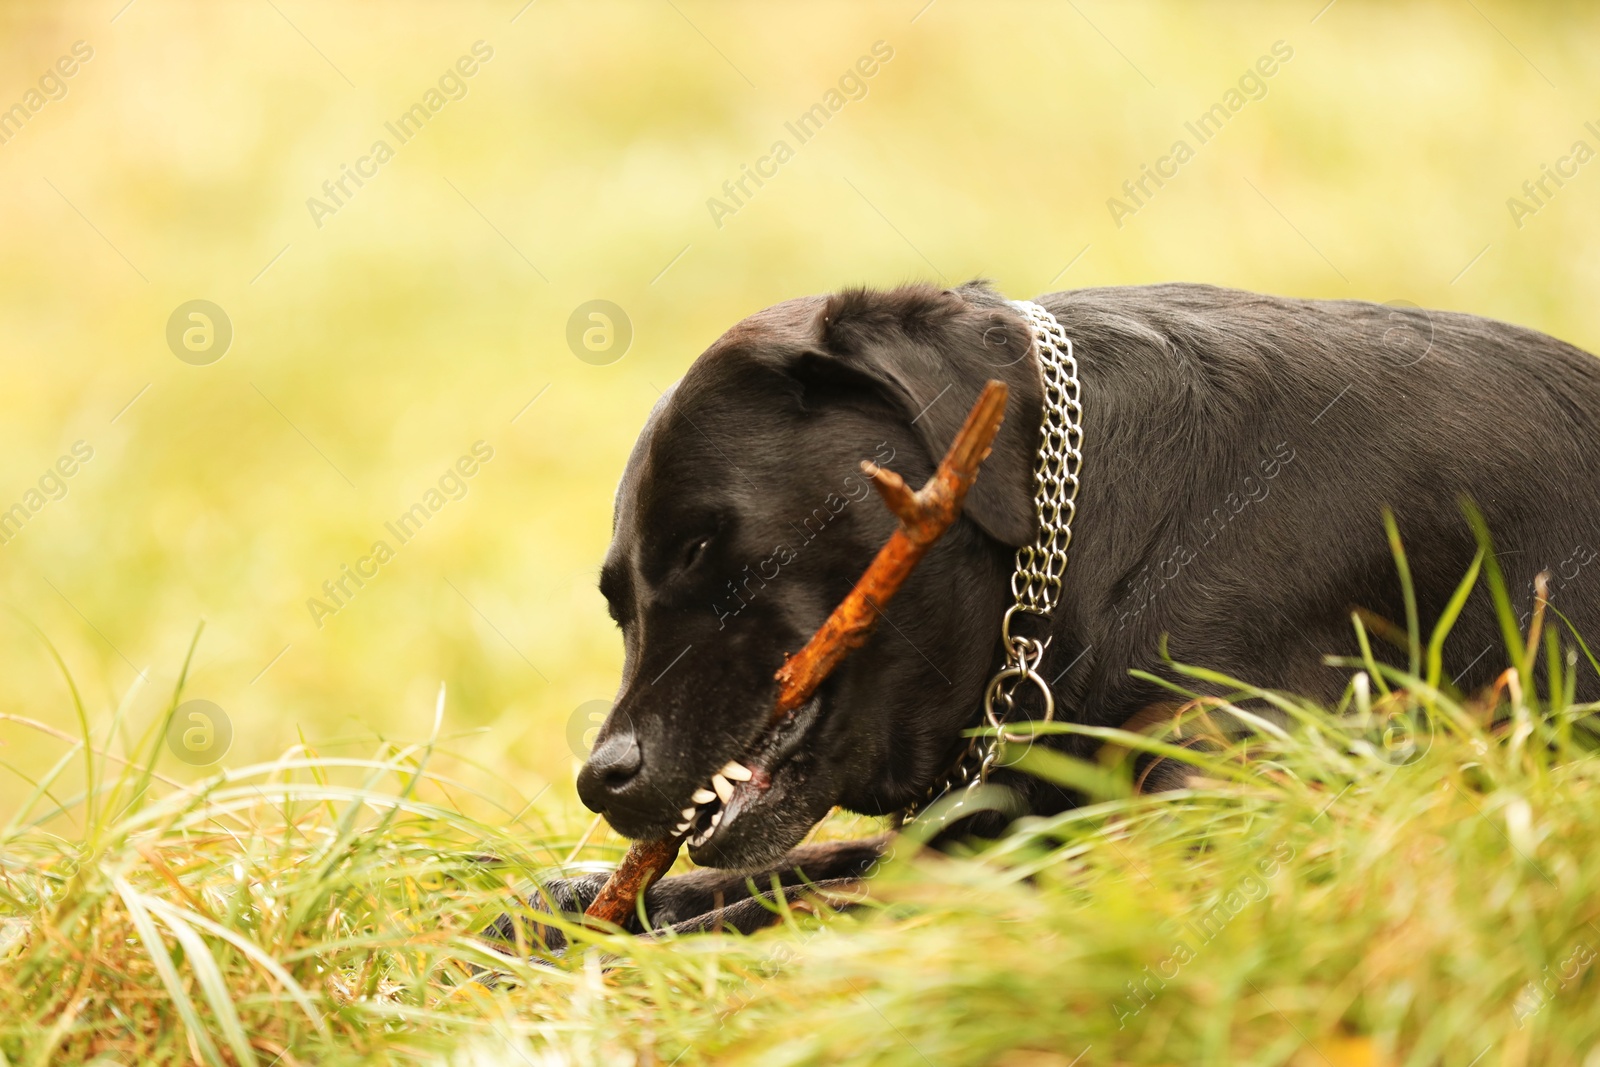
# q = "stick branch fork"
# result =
<box><xmin>582</xmin><ymin>381</ymin><xmax>1010</xmax><ymax>928</ymax></box>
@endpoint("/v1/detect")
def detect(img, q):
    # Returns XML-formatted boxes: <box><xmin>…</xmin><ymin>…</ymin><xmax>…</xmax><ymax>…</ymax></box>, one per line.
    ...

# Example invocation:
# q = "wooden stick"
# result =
<box><xmin>770</xmin><ymin>380</ymin><xmax>1010</xmax><ymax>722</ymax></box>
<box><xmin>583</xmin><ymin>381</ymin><xmax>1011</xmax><ymax>927</ymax></box>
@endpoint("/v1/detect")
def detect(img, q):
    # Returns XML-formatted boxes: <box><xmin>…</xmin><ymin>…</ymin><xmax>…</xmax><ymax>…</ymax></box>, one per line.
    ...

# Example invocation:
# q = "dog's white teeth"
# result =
<box><xmin>720</xmin><ymin>761</ymin><xmax>753</xmax><ymax>782</ymax></box>
<box><xmin>691</xmin><ymin>787</ymin><xmax>716</xmax><ymax>804</ymax></box>
<box><xmin>711</xmin><ymin>774</ymin><xmax>734</xmax><ymax>802</ymax></box>
<box><xmin>710</xmin><ymin>810</ymin><xmax>722</xmax><ymax>827</ymax></box>
<box><xmin>681</xmin><ymin>807</ymin><xmax>697</xmax><ymax>821</ymax></box>
<box><xmin>674</xmin><ymin>820</ymin><xmax>691</xmax><ymax>834</ymax></box>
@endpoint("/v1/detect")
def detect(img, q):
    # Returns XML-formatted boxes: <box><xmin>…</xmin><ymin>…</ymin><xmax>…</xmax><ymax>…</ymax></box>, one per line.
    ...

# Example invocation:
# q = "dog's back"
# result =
<box><xmin>1042</xmin><ymin>283</ymin><xmax>1600</xmax><ymax>711</ymax></box>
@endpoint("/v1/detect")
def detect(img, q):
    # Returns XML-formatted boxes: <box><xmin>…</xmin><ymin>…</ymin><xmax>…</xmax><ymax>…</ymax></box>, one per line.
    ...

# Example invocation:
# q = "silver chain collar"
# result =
<box><xmin>903</xmin><ymin>299</ymin><xmax>1085</xmax><ymax>823</ymax></box>
<box><xmin>1006</xmin><ymin>299</ymin><xmax>1085</xmax><ymax>617</ymax></box>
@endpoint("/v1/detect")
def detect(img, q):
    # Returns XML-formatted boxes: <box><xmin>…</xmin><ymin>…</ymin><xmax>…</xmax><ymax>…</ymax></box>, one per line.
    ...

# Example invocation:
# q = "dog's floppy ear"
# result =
<box><xmin>795</xmin><ymin>282</ymin><xmax>1043</xmax><ymax>548</ymax></box>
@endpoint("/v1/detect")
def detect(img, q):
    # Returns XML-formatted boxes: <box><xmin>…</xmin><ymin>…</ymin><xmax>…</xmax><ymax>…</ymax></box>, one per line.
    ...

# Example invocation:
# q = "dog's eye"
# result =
<box><xmin>682</xmin><ymin>535</ymin><xmax>713</xmax><ymax>570</ymax></box>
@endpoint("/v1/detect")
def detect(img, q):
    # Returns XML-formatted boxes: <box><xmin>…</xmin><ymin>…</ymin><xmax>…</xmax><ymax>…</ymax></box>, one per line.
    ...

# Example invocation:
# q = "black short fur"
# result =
<box><xmin>536</xmin><ymin>282</ymin><xmax>1600</xmax><ymax>937</ymax></box>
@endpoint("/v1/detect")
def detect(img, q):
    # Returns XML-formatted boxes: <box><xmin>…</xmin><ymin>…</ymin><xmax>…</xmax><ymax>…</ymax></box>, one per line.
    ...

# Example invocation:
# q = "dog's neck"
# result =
<box><xmin>903</xmin><ymin>299</ymin><xmax>1085</xmax><ymax>822</ymax></box>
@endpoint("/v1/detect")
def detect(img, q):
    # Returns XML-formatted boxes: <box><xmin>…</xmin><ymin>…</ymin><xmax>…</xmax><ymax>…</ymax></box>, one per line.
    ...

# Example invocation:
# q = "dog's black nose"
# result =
<box><xmin>576</xmin><ymin>730</ymin><xmax>645</xmax><ymax>814</ymax></box>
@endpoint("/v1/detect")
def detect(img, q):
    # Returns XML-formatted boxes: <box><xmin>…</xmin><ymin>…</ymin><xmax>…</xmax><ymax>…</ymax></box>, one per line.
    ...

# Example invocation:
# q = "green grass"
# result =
<box><xmin>4</xmin><ymin>4</ymin><xmax>1598</xmax><ymax>1062</ymax></box>
<box><xmin>4</xmin><ymin>530</ymin><xmax>1600</xmax><ymax>1066</ymax></box>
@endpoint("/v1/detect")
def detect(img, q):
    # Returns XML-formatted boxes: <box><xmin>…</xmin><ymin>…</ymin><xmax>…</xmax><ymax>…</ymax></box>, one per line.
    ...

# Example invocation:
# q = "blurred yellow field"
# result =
<box><xmin>5</xmin><ymin>0</ymin><xmax>1596</xmax><ymax>822</ymax></box>
<box><xmin>5</xmin><ymin>3</ymin><xmax>1600</xmax><ymax>1064</ymax></box>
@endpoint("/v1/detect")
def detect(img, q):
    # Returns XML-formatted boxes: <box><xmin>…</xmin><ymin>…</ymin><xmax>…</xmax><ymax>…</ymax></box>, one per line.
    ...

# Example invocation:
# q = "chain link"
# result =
<box><xmin>1009</xmin><ymin>299</ymin><xmax>1085</xmax><ymax>616</ymax></box>
<box><xmin>903</xmin><ymin>299</ymin><xmax>1084</xmax><ymax>822</ymax></box>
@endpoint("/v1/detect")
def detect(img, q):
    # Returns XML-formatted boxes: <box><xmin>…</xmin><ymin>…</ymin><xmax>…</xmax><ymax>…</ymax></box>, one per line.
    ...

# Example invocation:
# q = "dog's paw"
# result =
<box><xmin>481</xmin><ymin>872</ymin><xmax>612</xmax><ymax>956</ymax></box>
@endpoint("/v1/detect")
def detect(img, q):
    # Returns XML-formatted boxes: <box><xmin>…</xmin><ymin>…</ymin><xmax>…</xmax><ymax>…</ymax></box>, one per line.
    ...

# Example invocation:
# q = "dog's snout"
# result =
<box><xmin>576</xmin><ymin>729</ymin><xmax>645</xmax><ymax>814</ymax></box>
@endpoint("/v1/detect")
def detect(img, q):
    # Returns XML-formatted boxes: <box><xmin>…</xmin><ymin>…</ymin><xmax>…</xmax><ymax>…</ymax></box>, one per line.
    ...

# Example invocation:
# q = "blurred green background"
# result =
<box><xmin>2</xmin><ymin>0</ymin><xmax>1596</xmax><ymax>825</ymax></box>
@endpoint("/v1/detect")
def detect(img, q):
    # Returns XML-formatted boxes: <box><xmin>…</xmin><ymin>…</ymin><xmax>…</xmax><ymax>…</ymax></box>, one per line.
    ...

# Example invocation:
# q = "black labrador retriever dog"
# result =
<box><xmin>542</xmin><ymin>281</ymin><xmax>1600</xmax><ymax>940</ymax></box>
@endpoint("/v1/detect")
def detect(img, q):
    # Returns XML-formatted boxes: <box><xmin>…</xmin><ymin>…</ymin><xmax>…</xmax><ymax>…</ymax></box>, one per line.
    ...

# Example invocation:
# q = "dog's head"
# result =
<box><xmin>577</xmin><ymin>282</ymin><xmax>1045</xmax><ymax>869</ymax></box>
